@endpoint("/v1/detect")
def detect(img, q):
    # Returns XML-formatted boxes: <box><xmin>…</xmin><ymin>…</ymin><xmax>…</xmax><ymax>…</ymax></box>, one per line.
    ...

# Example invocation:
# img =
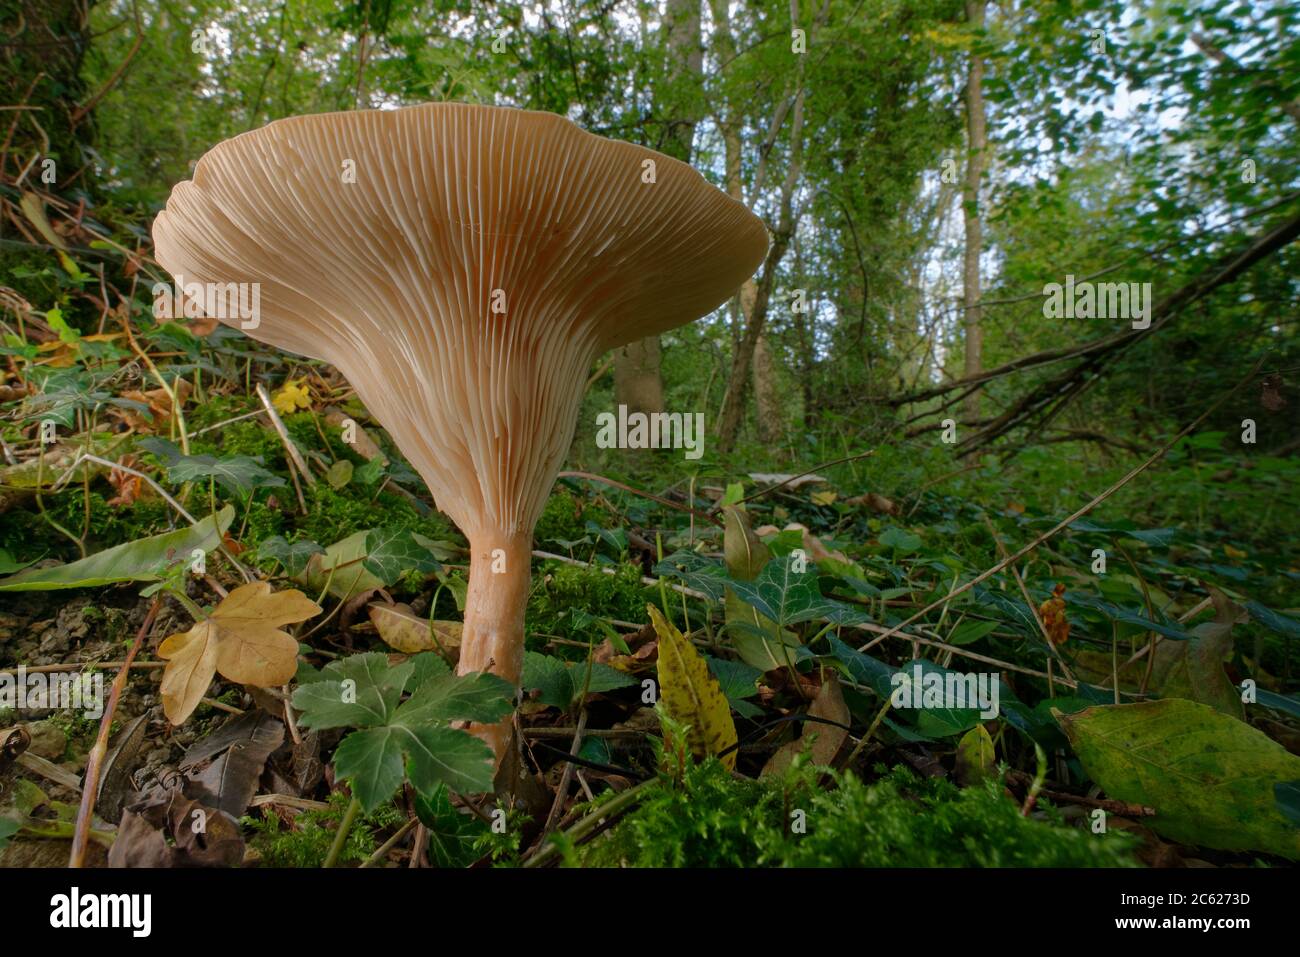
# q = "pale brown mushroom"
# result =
<box><xmin>153</xmin><ymin>102</ymin><xmax>768</xmax><ymax>761</ymax></box>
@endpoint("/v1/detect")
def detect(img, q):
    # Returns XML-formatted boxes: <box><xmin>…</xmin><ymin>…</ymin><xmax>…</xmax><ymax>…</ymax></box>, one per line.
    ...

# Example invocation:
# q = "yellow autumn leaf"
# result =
<box><xmin>648</xmin><ymin>604</ymin><xmax>737</xmax><ymax>770</ymax></box>
<box><xmin>272</xmin><ymin>377</ymin><xmax>312</xmax><ymax>415</ymax></box>
<box><xmin>809</xmin><ymin>489</ymin><xmax>837</xmax><ymax>507</ymax></box>
<box><xmin>158</xmin><ymin>582</ymin><xmax>321</xmax><ymax>725</ymax></box>
<box><xmin>1224</xmin><ymin>545</ymin><xmax>1247</xmax><ymax>560</ymax></box>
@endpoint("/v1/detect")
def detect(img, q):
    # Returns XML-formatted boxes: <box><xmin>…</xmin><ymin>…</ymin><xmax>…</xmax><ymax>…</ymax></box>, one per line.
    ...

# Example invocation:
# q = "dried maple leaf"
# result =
<box><xmin>272</xmin><ymin>378</ymin><xmax>312</xmax><ymax>416</ymax></box>
<box><xmin>158</xmin><ymin>582</ymin><xmax>321</xmax><ymax>725</ymax></box>
<box><xmin>1038</xmin><ymin>583</ymin><xmax>1069</xmax><ymax>646</ymax></box>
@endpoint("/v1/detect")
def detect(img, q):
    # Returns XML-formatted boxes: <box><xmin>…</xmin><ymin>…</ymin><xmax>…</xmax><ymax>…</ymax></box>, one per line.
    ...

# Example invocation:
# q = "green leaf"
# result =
<box><xmin>955</xmin><ymin>725</ymin><xmax>996</xmax><ymax>786</ymax></box>
<box><xmin>1149</xmin><ymin>588</ymin><xmax>1244</xmax><ymax>718</ymax></box>
<box><xmin>947</xmin><ymin>619</ymin><xmax>1000</xmax><ymax>646</ymax></box>
<box><xmin>296</xmin><ymin>652</ymin><xmax>512</xmax><ymax>811</ymax></box>
<box><xmin>726</xmin><ymin>557</ymin><xmax>847</xmax><ymax>626</ymax></box>
<box><xmin>1245</xmin><ymin>601</ymin><xmax>1300</xmax><ymax>641</ymax></box>
<box><xmin>353</xmin><ymin>458</ymin><xmax>386</xmax><ymax>485</ymax></box>
<box><xmin>257</xmin><ymin>536</ymin><xmax>325</xmax><ymax>577</ymax></box>
<box><xmin>293</xmin><ymin>530</ymin><xmax>385</xmax><ymax>600</ymax></box>
<box><xmin>521</xmin><ymin>651</ymin><xmax>637</xmax><ymax>709</ymax></box>
<box><xmin>415</xmin><ymin>785</ymin><xmax>488</xmax><ymax>867</ymax></box>
<box><xmin>653</xmin><ymin>550</ymin><xmax>730</xmax><ymax>602</ymax></box>
<box><xmin>394</xmin><ymin>671</ymin><xmax>515</xmax><ymax>726</ymax></box>
<box><xmin>326</xmin><ymin>459</ymin><xmax>354</xmax><ymax>489</ymax></box>
<box><xmin>396</xmin><ymin>725</ymin><xmax>497</xmax><ymax>797</ymax></box>
<box><xmin>333</xmin><ymin>727</ymin><xmax>406</xmax><ymax>812</ymax></box>
<box><xmin>1057</xmin><ymin>699</ymin><xmax>1300</xmax><ymax>859</ymax></box>
<box><xmin>707</xmin><ymin>657</ymin><xmax>764</xmax><ymax>718</ymax></box>
<box><xmin>0</xmin><ymin>506</ymin><xmax>233</xmax><ymax>591</ymax></box>
<box><xmin>878</xmin><ymin>527</ymin><xmax>923</xmax><ymax>555</ymax></box>
<box><xmin>362</xmin><ymin>527</ymin><xmax>441</xmax><ymax>585</ymax></box>
<box><xmin>0</xmin><ymin>549</ymin><xmax>37</xmax><ymax>576</ymax></box>
<box><xmin>140</xmin><ymin>437</ymin><xmax>285</xmax><ymax>495</ymax></box>
<box><xmin>292</xmin><ymin>652</ymin><xmax>412</xmax><ymax>730</ymax></box>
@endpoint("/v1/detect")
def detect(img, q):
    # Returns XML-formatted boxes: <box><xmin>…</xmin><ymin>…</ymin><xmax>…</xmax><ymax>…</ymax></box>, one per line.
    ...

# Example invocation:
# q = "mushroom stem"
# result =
<box><xmin>457</xmin><ymin>530</ymin><xmax>533</xmax><ymax>762</ymax></box>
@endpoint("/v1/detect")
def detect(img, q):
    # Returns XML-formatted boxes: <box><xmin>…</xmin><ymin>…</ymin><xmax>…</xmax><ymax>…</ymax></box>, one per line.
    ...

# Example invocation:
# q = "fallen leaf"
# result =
<box><xmin>108</xmin><ymin>791</ymin><xmax>244</xmax><ymax>868</ymax></box>
<box><xmin>762</xmin><ymin>673</ymin><xmax>849</xmax><ymax>776</ymax></box>
<box><xmin>158</xmin><ymin>582</ymin><xmax>320</xmax><ymax>725</ymax></box>
<box><xmin>181</xmin><ymin>711</ymin><xmax>285</xmax><ymax>818</ymax></box>
<box><xmin>1038</xmin><ymin>583</ymin><xmax>1069</xmax><ymax>646</ymax></box>
<box><xmin>1057</xmin><ymin>698</ymin><xmax>1300</xmax><ymax>860</ymax></box>
<box><xmin>1150</xmin><ymin>587</ymin><xmax>1246</xmax><ymax>719</ymax></box>
<box><xmin>955</xmin><ymin>724</ymin><xmax>996</xmax><ymax>786</ymax></box>
<box><xmin>649</xmin><ymin>604</ymin><xmax>738</xmax><ymax>770</ymax></box>
<box><xmin>368</xmin><ymin>601</ymin><xmax>462</xmax><ymax>656</ymax></box>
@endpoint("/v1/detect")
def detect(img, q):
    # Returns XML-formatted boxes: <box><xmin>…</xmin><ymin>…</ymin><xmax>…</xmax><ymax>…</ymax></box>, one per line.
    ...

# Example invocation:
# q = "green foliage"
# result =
<box><xmin>292</xmin><ymin>652</ymin><xmax>514</xmax><ymax>811</ymax></box>
<box><xmin>573</xmin><ymin>761</ymin><xmax>1138</xmax><ymax>868</ymax></box>
<box><xmin>244</xmin><ymin>792</ymin><xmax>402</xmax><ymax>868</ymax></box>
<box><xmin>526</xmin><ymin>561</ymin><xmax>651</xmax><ymax>646</ymax></box>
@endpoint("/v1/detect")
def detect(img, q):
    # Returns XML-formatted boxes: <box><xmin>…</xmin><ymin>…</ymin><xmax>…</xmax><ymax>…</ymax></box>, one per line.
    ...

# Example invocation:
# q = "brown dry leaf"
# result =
<box><xmin>1038</xmin><ymin>583</ymin><xmax>1069</xmax><ymax>646</ymax></box>
<box><xmin>843</xmin><ymin>491</ymin><xmax>900</xmax><ymax>516</ymax></box>
<box><xmin>367</xmin><ymin>601</ymin><xmax>461</xmax><ymax>656</ymax></box>
<box><xmin>108</xmin><ymin>791</ymin><xmax>245</xmax><ymax>868</ymax></box>
<box><xmin>158</xmin><ymin>582</ymin><xmax>321</xmax><ymax>725</ymax></box>
<box><xmin>116</xmin><ymin>379</ymin><xmax>193</xmax><ymax>432</ymax></box>
<box><xmin>106</xmin><ymin>454</ymin><xmax>146</xmax><ymax>507</ymax></box>
<box><xmin>762</xmin><ymin>673</ymin><xmax>850</xmax><ymax>776</ymax></box>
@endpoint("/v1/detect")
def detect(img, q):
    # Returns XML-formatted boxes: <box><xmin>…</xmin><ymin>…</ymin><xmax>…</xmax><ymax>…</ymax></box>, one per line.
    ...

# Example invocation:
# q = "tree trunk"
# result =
<box><xmin>615</xmin><ymin>0</ymin><xmax>702</xmax><ymax>414</ymax></box>
<box><xmin>752</xmin><ymin>334</ymin><xmax>782</xmax><ymax>444</ymax></box>
<box><xmin>961</xmin><ymin>0</ymin><xmax>989</xmax><ymax>423</ymax></box>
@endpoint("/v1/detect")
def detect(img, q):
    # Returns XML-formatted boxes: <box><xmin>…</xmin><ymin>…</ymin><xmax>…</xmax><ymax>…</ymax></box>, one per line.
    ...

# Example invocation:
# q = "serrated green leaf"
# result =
<box><xmin>334</xmin><ymin>727</ymin><xmax>406</xmax><ymax>812</ymax></box>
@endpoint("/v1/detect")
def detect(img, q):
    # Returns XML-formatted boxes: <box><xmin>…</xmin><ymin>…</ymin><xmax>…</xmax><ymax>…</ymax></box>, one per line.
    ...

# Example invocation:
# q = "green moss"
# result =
<box><xmin>244</xmin><ymin>792</ymin><xmax>402</xmax><ymax>868</ymax></box>
<box><xmin>534</xmin><ymin>488</ymin><xmax>612</xmax><ymax>546</ymax></box>
<box><xmin>212</xmin><ymin>419</ymin><xmax>284</xmax><ymax>463</ymax></box>
<box><xmin>526</xmin><ymin>562</ymin><xmax>651</xmax><ymax>647</ymax></box>
<box><xmin>571</xmin><ymin>760</ymin><xmax>1139</xmax><ymax>868</ymax></box>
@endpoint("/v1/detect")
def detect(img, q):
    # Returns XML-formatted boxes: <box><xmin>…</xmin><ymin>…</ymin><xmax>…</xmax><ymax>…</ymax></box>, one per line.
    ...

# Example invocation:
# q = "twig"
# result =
<box><xmin>360</xmin><ymin>817</ymin><xmax>419</xmax><ymax>868</ymax></box>
<box><xmin>541</xmin><ymin>709</ymin><xmax>587</xmax><ymax>838</ymax></box>
<box><xmin>70</xmin><ymin>595</ymin><xmax>161</xmax><ymax>867</ymax></box>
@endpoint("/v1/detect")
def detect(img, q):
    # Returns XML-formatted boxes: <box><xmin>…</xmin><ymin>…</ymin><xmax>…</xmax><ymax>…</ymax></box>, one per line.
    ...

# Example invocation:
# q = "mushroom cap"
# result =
<box><xmin>153</xmin><ymin>103</ymin><xmax>768</xmax><ymax>536</ymax></box>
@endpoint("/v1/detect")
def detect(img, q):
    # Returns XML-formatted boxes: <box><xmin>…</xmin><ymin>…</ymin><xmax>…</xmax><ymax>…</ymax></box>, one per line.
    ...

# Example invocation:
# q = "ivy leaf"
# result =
<box><xmin>653</xmin><ymin>550</ymin><xmax>730</xmax><ymax>602</ymax></box>
<box><xmin>140</xmin><ymin>437</ymin><xmax>285</xmax><ymax>495</ymax></box>
<box><xmin>415</xmin><ymin>785</ymin><xmax>489</xmax><ymax>868</ymax></box>
<box><xmin>159</xmin><ymin>582</ymin><xmax>321</xmax><ymax>724</ymax></box>
<box><xmin>521</xmin><ymin>651</ymin><xmax>636</xmax><ymax>709</ymax></box>
<box><xmin>257</xmin><ymin>535</ymin><xmax>325</xmax><ymax>577</ymax></box>
<box><xmin>1057</xmin><ymin>699</ymin><xmax>1300</xmax><ymax>859</ymax></box>
<box><xmin>649</xmin><ymin>604</ymin><xmax>737</xmax><ymax>770</ymax></box>
<box><xmin>362</xmin><ymin>527</ymin><xmax>441</xmax><ymax>584</ymax></box>
<box><xmin>727</xmin><ymin>557</ymin><xmax>847</xmax><ymax>626</ymax></box>
<box><xmin>707</xmin><ymin>657</ymin><xmax>764</xmax><ymax>719</ymax></box>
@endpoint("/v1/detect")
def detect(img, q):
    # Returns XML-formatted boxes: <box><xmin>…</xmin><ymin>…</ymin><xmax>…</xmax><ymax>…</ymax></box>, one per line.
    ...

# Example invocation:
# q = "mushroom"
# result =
<box><xmin>153</xmin><ymin>103</ymin><xmax>768</xmax><ymax>762</ymax></box>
